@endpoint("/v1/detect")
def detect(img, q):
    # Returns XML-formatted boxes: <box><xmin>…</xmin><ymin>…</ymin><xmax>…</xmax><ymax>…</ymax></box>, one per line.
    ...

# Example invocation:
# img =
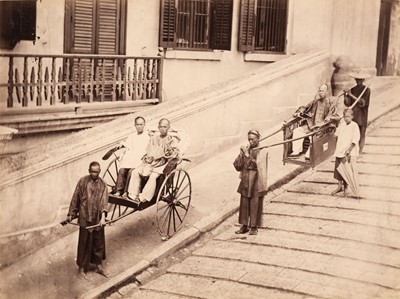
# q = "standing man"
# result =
<box><xmin>66</xmin><ymin>161</ymin><xmax>109</xmax><ymax>279</ymax></box>
<box><xmin>331</xmin><ymin>108</ymin><xmax>360</xmax><ymax>196</ymax></box>
<box><xmin>128</xmin><ymin>118</ymin><xmax>180</xmax><ymax>203</ymax></box>
<box><xmin>344</xmin><ymin>71</ymin><xmax>371</xmax><ymax>154</ymax></box>
<box><xmin>291</xmin><ymin>84</ymin><xmax>339</xmax><ymax>159</ymax></box>
<box><xmin>114</xmin><ymin>116</ymin><xmax>149</xmax><ymax>196</ymax></box>
<box><xmin>233</xmin><ymin>130</ymin><xmax>268</xmax><ymax>235</ymax></box>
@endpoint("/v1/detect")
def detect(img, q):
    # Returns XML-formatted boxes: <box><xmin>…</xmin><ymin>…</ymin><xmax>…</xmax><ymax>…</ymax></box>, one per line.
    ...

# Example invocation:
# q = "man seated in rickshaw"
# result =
<box><xmin>290</xmin><ymin>84</ymin><xmax>339</xmax><ymax>159</ymax></box>
<box><xmin>126</xmin><ymin>118</ymin><xmax>182</xmax><ymax>203</ymax></box>
<box><xmin>113</xmin><ymin>116</ymin><xmax>149</xmax><ymax>196</ymax></box>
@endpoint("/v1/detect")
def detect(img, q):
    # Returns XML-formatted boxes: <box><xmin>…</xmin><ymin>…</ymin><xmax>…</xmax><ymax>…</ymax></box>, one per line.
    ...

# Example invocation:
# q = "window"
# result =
<box><xmin>239</xmin><ymin>0</ymin><xmax>288</xmax><ymax>53</ymax></box>
<box><xmin>0</xmin><ymin>0</ymin><xmax>36</xmax><ymax>49</ymax></box>
<box><xmin>64</xmin><ymin>0</ymin><xmax>127</xmax><ymax>100</ymax></box>
<box><xmin>159</xmin><ymin>0</ymin><xmax>233</xmax><ymax>51</ymax></box>
<box><xmin>64</xmin><ymin>0</ymin><xmax>126</xmax><ymax>55</ymax></box>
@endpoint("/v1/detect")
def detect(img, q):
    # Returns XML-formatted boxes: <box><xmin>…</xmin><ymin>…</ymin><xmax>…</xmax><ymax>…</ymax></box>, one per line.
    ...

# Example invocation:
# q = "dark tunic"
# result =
<box><xmin>68</xmin><ymin>175</ymin><xmax>108</xmax><ymax>270</ymax></box>
<box><xmin>344</xmin><ymin>84</ymin><xmax>371</xmax><ymax>126</ymax></box>
<box><xmin>344</xmin><ymin>84</ymin><xmax>371</xmax><ymax>153</ymax></box>
<box><xmin>295</xmin><ymin>96</ymin><xmax>339</xmax><ymax>129</ymax></box>
<box><xmin>233</xmin><ymin>148</ymin><xmax>264</xmax><ymax>228</ymax></box>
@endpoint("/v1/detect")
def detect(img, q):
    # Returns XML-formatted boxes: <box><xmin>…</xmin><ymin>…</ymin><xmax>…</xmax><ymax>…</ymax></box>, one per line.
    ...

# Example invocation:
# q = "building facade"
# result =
<box><xmin>1</xmin><ymin>0</ymin><xmax>396</xmax><ymax>154</ymax></box>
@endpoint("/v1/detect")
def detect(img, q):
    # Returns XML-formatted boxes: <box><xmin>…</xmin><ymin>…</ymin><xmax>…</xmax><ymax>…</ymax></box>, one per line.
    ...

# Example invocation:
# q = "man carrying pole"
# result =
<box><xmin>344</xmin><ymin>70</ymin><xmax>372</xmax><ymax>154</ymax></box>
<box><xmin>65</xmin><ymin>161</ymin><xmax>109</xmax><ymax>279</ymax></box>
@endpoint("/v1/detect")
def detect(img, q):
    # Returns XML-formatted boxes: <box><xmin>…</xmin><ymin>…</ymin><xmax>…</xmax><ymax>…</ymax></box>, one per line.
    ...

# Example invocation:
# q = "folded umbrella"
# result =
<box><xmin>337</xmin><ymin>157</ymin><xmax>360</xmax><ymax>198</ymax></box>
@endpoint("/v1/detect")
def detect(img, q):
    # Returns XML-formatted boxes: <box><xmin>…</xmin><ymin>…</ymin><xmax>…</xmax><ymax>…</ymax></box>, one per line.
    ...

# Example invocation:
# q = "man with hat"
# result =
<box><xmin>344</xmin><ymin>70</ymin><xmax>371</xmax><ymax>154</ymax></box>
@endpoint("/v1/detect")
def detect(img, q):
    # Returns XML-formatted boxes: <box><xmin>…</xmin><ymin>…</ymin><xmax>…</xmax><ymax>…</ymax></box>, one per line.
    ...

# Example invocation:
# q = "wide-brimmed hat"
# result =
<box><xmin>349</xmin><ymin>69</ymin><xmax>371</xmax><ymax>79</ymax></box>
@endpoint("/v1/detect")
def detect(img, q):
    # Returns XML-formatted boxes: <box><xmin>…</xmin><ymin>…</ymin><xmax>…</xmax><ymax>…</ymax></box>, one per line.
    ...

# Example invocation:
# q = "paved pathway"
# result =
<box><xmin>124</xmin><ymin>109</ymin><xmax>400</xmax><ymax>299</ymax></box>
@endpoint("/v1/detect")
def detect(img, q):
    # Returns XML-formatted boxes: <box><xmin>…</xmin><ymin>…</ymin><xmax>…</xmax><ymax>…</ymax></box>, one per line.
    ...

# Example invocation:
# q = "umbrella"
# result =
<box><xmin>337</xmin><ymin>157</ymin><xmax>360</xmax><ymax>198</ymax></box>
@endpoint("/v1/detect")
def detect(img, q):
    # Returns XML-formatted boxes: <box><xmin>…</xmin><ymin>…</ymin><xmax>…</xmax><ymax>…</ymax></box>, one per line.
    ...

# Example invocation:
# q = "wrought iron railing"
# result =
<box><xmin>0</xmin><ymin>54</ymin><xmax>163</xmax><ymax>108</ymax></box>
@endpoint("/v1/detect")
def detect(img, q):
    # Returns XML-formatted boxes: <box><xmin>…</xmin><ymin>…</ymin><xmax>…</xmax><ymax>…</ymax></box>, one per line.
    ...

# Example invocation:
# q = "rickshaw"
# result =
<box><xmin>100</xmin><ymin>141</ymin><xmax>192</xmax><ymax>240</ymax></box>
<box><xmin>281</xmin><ymin>117</ymin><xmax>337</xmax><ymax>168</ymax></box>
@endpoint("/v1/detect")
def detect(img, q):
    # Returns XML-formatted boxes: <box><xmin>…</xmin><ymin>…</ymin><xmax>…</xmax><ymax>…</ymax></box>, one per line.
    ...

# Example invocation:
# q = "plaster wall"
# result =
<box><xmin>126</xmin><ymin>0</ymin><xmax>265</xmax><ymax>99</ymax></box>
<box><xmin>330</xmin><ymin>0</ymin><xmax>381</xmax><ymax>70</ymax></box>
<box><xmin>290</xmin><ymin>0</ymin><xmax>334</xmax><ymax>54</ymax></box>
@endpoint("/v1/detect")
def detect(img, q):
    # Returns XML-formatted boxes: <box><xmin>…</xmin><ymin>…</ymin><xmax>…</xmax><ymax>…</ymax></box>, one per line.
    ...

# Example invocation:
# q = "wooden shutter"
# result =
<box><xmin>212</xmin><ymin>0</ymin><xmax>233</xmax><ymax>50</ymax></box>
<box><xmin>97</xmin><ymin>0</ymin><xmax>120</xmax><ymax>54</ymax></box>
<box><xmin>238</xmin><ymin>0</ymin><xmax>256</xmax><ymax>51</ymax></box>
<box><xmin>159</xmin><ymin>0</ymin><xmax>177</xmax><ymax>48</ymax></box>
<box><xmin>66</xmin><ymin>0</ymin><xmax>96</xmax><ymax>54</ymax></box>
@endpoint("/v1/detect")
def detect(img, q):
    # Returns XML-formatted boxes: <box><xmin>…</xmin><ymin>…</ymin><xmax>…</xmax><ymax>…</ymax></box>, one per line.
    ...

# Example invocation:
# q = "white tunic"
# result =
<box><xmin>120</xmin><ymin>131</ymin><xmax>150</xmax><ymax>168</ymax></box>
<box><xmin>334</xmin><ymin>121</ymin><xmax>360</xmax><ymax>158</ymax></box>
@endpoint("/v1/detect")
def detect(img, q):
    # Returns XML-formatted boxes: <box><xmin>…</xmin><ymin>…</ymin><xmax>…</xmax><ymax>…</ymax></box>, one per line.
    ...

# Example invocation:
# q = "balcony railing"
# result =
<box><xmin>0</xmin><ymin>54</ymin><xmax>163</xmax><ymax>108</ymax></box>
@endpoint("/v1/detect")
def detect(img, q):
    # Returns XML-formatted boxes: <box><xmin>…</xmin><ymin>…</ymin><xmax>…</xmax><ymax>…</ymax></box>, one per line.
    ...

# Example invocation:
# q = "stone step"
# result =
<box><xmin>288</xmin><ymin>182</ymin><xmax>400</xmax><ymax>201</ymax></box>
<box><xmin>264</xmin><ymin>202</ymin><xmax>400</xmax><ymax>230</ymax></box>
<box><xmin>262</xmin><ymin>214</ymin><xmax>400</xmax><ymax>249</ymax></box>
<box><xmin>167</xmin><ymin>255</ymin><xmax>389</xmax><ymax>299</ymax></box>
<box><xmin>369</xmin><ymin>128</ymin><xmax>400</xmax><ymax>137</ymax></box>
<box><xmin>141</xmin><ymin>272</ymin><xmax>305</xmax><ymax>299</ymax></box>
<box><xmin>194</xmin><ymin>240</ymin><xmax>400</xmax><ymax>289</ymax></box>
<box><xmin>304</xmin><ymin>171</ymin><xmax>400</xmax><ymax>189</ymax></box>
<box><xmin>379</xmin><ymin>120</ymin><xmax>400</xmax><ymax>128</ymax></box>
<box><xmin>215</xmin><ymin>229</ymin><xmax>400</xmax><ymax>268</ymax></box>
<box><xmin>366</xmin><ymin>136</ymin><xmax>400</xmax><ymax>146</ymax></box>
<box><xmin>127</xmin><ymin>289</ymin><xmax>188</xmax><ymax>299</ymax></box>
<box><xmin>359</xmin><ymin>154</ymin><xmax>400</xmax><ymax>165</ymax></box>
<box><xmin>364</xmin><ymin>145</ymin><xmax>400</xmax><ymax>155</ymax></box>
<box><xmin>316</xmin><ymin>162</ymin><xmax>400</xmax><ymax>177</ymax></box>
<box><xmin>269</xmin><ymin>193</ymin><xmax>400</xmax><ymax>216</ymax></box>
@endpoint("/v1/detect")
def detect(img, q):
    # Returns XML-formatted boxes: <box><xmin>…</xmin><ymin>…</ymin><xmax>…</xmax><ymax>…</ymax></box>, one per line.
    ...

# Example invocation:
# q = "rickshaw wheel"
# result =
<box><xmin>156</xmin><ymin>169</ymin><xmax>192</xmax><ymax>240</ymax></box>
<box><xmin>102</xmin><ymin>154</ymin><xmax>123</xmax><ymax>221</ymax></box>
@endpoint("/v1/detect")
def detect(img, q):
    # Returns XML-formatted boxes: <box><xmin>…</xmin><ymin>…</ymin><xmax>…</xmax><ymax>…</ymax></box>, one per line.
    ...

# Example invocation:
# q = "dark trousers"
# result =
<box><xmin>334</xmin><ymin>157</ymin><xmax>348</xmax><ymax>188</ymax></box>
<box><xmin>238</xmin><ymin>195</ymin><xmax>263</xmax><ymax>228</ymax></box>
<box><xmin>358</xmin><ymin>124</ymin><xmax>367</xmax><ymax>154</ymax></box>
<box><xmin>77</xmin><ymin>227</ymin><xmax>106</xmax><ymax>271</ymax></box>
<box><xmin>115</xmin><ymin>168</ymin><xmax>132</xmax><ymax>193</ymax></box>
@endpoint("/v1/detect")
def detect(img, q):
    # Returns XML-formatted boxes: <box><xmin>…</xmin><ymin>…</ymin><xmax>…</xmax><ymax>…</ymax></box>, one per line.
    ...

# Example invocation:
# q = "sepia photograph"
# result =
<box><xmin>0</xmin><ymin>0</ymin><xmax>400</xmax><ymax>298</ymax></box>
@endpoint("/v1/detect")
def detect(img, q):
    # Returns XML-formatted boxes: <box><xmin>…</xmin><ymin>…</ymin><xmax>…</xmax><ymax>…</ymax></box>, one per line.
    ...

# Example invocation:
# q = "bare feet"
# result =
<box><xmin>77</xmin><ymin>267</ymin><xmax>87</xmax><ymax>280</ymax></box>
<box><xmin>331</xmin><ymin>184</ymin><xmax>343</xmax><ymax>196</ymax></box>
<box><xmin>94</xmin><ymin>264</ymin><xmax>109</xmax><ymax>278</ymax></box>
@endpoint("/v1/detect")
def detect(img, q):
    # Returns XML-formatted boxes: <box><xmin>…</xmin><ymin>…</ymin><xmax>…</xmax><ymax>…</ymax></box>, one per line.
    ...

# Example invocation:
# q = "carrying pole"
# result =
<box><xmin>259</xmin><ymin>126</ymin><xmax>283</xmax><ymax>142</ymax></box>
<box><xmin>349</xmin><ymin>77</ymin><xmax>374</xmax><ymax>109</ymax></box>
<box><xmin>255</xmin><ymin>130</ymin><xmax>316</xmax><ymax>150</ymax></box>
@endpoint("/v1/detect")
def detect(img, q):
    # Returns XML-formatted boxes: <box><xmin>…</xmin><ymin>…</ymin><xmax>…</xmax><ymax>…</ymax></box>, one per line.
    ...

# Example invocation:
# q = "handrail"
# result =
<box><xmin>1</xmin><ymin>54</ymin><xmax>163</xmax><ymax>108</ymax></box>
<box><xmin>0</xmin><ymin>53</ymin><xmax>161</xmax><ymax>59</ymax></box>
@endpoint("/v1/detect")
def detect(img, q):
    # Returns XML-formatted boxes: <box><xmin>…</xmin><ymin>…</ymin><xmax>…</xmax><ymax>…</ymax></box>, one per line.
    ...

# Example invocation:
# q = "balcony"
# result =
<box><xmin>0</xmin><ymin>54</ymin><xmax>163</xmax><ymax>137</ymax></box>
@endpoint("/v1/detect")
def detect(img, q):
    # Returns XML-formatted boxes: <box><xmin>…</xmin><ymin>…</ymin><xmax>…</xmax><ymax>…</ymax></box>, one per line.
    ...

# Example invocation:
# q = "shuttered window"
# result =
<box><xmin>239</xmin><ymin>0</ymin><xmax>287</xmax><ymax>53</ymax></box>
<box><xmin>64</xmin><ymin>0</ymin><xmax>126</xmax><ymax>101</ymax></box>
<box><xmin>159</xmin><ymin>0</ymin><xmax>233</xmax><ymax>51</ymax></box>
<box><xmin>64</xmin><ymin>0</ymin><xmax>126</xmax><ymax>55</ymax></box>
<box><xmin>0</xmin><ymin>0</ymin><xmax>36</xmax><ymax>49</ymax></box>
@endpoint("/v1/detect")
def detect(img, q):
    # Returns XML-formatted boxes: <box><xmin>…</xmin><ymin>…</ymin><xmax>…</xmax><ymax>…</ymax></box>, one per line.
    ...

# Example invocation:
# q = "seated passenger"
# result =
<box><xmin>290</xmin><ymin>84</ymin><xmax>339</xmax><ymax>159</ymax></box>
<box><xmin>113</xmin><ymin>116</ymin><xmax>149</xmax><ymax>196</ymax></box>
<box><xmin>127</xmin><ymin>118</ymin><xmax>181</xmax><ymax>203</ymax></box>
